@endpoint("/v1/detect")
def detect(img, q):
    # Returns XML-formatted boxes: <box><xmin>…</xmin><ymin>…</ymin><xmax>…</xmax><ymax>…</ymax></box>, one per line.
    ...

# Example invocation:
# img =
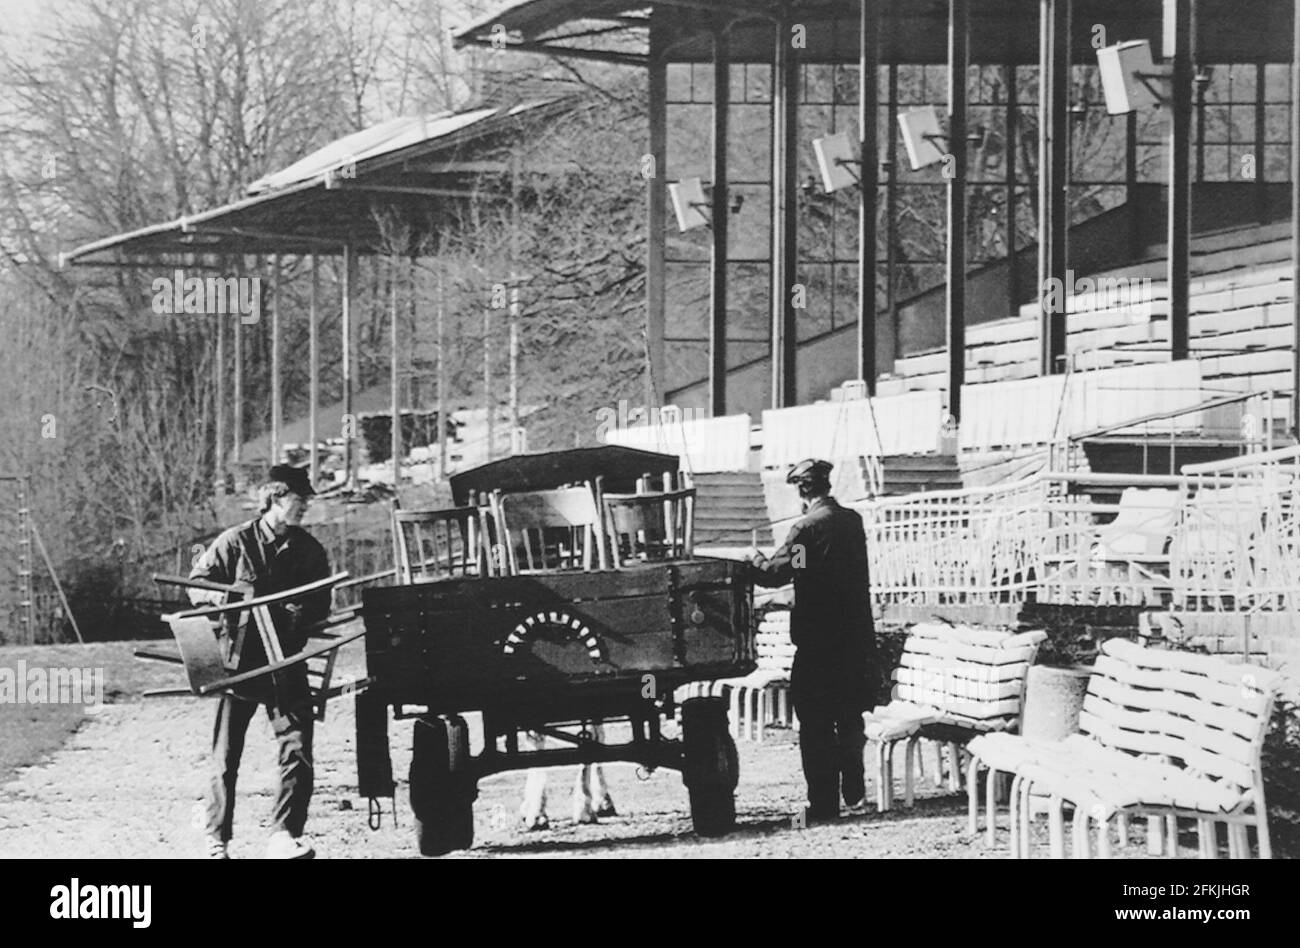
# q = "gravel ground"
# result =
<box><xmin>0</xmin><ymin>646</ymin><xmax>1166</xmax><ymax>859</ymax></box>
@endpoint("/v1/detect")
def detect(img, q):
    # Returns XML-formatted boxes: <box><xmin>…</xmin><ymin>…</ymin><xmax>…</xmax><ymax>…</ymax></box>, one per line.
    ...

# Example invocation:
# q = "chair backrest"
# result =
<box><xmin>603</xmin><ymin>488</ymin><xmax>696</xmax><ymax>565</ymax></box>
<box><xmin>1098</xmin><ymin>487</ymin><xmax>1181</xmax><ymax>557</ymax></box>
<box><xmin>891</xmin><ymin>623</ymin><xmax>1048</xmax><ymax>725</ymax></box>
<box><xmin>755</xmin><ymin>609</ymin><xmax>796</xmax><ymax>676</ymax></box>
<box><xmin>1078</xmin><ymin>637</ymin><xmax>1279</xmax><ymax>796</ymax></box>
<box><xmin>494</xmin><ymin>484</ymin><xmax>608</xmax><ymax>573</ymax></box>
<box><xmin>1174</xmin><ymin>484</ymin><xmax>1265</xmax><ymax>557</ymax></box>
<box><xmin>392</xmin><ymin>504</ymin><xmax>487</xmax><ymax>583</ymax></box>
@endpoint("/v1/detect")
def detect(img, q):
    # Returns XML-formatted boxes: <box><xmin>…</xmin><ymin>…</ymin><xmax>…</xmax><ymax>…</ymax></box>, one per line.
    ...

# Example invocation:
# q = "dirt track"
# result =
<box><xmin>0</xmin><ymin>682</ymin><xmax>992</xmax><ymax>859</ymax></box>
<box><xmin>0</xmin><ymin>674</ymin><xmax>1184</xmax><ymax>859</ymax></box>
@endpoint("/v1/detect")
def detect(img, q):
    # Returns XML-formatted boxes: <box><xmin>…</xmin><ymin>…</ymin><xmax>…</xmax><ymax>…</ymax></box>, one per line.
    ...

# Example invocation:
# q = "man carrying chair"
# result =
<box><xmin>748</xmin><ymin>459</ymin><xmax>878</xmax><ymax>823</ymax></box>
<box><xmin>188</xmin><ymin>464</ymin><xmax>331</xmax><ymax>859</ymax></box>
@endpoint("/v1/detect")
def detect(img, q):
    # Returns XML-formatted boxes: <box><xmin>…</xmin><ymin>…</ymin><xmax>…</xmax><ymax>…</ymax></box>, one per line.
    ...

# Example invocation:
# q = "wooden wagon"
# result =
<box><xmin>355</xmin><ymin>446</ymin><xmax>757</xmax><ymax>855</ymax></box>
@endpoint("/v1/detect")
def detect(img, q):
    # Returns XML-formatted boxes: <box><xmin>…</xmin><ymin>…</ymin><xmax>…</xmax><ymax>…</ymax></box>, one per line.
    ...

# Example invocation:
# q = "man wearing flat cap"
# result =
<box><xmin>188</xmin><ymin>464</ymin><xmax>331</xmax><ymax>859</ymax></box>
<box><xmin>749</xmin><ymin>458</ymin><xmax>877</xmax><ymax>822</ymax></box>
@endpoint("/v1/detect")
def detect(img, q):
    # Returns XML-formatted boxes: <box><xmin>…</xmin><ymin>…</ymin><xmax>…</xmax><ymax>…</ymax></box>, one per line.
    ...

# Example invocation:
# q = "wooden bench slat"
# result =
<box><xmin>1088</xmin><ymin>673</ymin><xmax>1260</xmax><ymax>742</ymax></box>
<box><xmin>1081</xmin><ymin>692</ymin><xmax>1259</xmax><ymax>783</ymax></box>
<box><xmin>894</xmin><ymin>668</ymin><xmax>1025</xmax><ymax>701</ymax></box>
<box><xmin>1093</xmin><ymin>654</ymin><xmax>1272</xmax><ymax>718</ymax></box>
<box><xmin>894</xmin><ymin>685</ymin><xmax>1022</xmax><ymax>719</ymax></box>
<box><xmin>1103</xmin><ymin>637</ymin><xmax>1282</xmax><ymax>693</ymax></box>
<box><xmin>906</xmin><ymin>637</ymin><xmax>1039</xmax><ymax>667</ymax></box>
<box><xmin>898</xmin><ymin>652</ymin><xmax>1030</xmax><ymax>683</ymax></box>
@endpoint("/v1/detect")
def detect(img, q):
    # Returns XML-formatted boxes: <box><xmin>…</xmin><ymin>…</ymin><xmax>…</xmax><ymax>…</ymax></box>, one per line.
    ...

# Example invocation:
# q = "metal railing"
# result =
<box><xmin>1174</xmin><ymin>445</ymin><xmax>1300</xmax><ymax>613</ymax></box>
<box><xmin>852</xmin><ymin>457</ymin><xmax>1300</xmax><ymax>615</ymax></box>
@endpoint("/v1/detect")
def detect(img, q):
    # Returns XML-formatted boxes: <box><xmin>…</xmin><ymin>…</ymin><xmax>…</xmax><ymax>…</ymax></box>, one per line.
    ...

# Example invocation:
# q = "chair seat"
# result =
<box><xmin>715</xmin><ymin>669</ymin><xmax>789</xmax><ymax>691</ymax></box>
<box><xmin>1018</xmin><ymin>737</ymin><xmax>1248</xmax><ymax>815</ymax></box>
<box><xmin>862</xmin><ymin>702</ymin><xmax>939</xmax><ymax>741</ymax></box>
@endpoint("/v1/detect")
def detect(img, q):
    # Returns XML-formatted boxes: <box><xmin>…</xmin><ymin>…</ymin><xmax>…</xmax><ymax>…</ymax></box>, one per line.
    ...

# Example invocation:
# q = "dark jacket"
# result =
<box><xmin>750</xmin><ymin>496</ymin><xmax>877</xmax><ymax>707</ymax></box>
<box><xmin>189</xmin><ymin>518</ymin><xmax>331</xmax><ymax>670</ymax></box>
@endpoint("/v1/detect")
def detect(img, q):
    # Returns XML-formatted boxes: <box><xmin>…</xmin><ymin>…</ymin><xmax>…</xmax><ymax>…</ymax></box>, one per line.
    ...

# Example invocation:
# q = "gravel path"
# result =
<box><xmin>0</xmin><ymin>685</ymin><xmax>1162</xmax><ymax>859</ymax></box>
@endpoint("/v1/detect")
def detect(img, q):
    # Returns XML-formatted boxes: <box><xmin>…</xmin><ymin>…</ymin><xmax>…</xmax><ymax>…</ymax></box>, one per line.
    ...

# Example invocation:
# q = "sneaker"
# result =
<box><xmin>205</xmin><ymin>835</ymin><xmax>229</xmax><ymax>859</ymax></box>
<box><xmin>844</xmin><ymin>799</ymin><xmax>870</xmax><ymax>817</ymax></box>
<box><xmin>266</xmin><ymin>830</ymin><xmax>315</xmax><ymax>859</ymax></box>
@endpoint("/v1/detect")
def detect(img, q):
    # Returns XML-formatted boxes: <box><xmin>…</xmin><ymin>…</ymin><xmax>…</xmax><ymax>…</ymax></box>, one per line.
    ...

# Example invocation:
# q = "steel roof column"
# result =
<box><xmin>270</xmin><ymin>253</ymin><xmax>281</xmax><ymax>466</ymax></box>
<box><xmin>647</xmin><ymin>21</ymin><xmax>668</xmax><ymax>413</ymax></box>
<box><xmin>859</xmin><ymin>0</ymin><xmax>881</xmax><ymax>391</ymax></box>
<box><xmin>390</xmin><ymin>256</ymin><xmax>401</xmax><ymax>496</ymax></box>
<box><xmin>1038</xmin><ymin>0</ymin><xmax>1070</xmax><ymax>376</ymax></box>
<box><xmin>771</xmin><ymin>7</ymin><xmax>800</xmax><ymax>408</ymax></box>
<box><xmin>1168</xmin><ymin>0</ymin><xmax>1194</xmax><ymax>363</ymax></box>
<box><xmin>946</xmin><ymin>0</ymin><xmax>969</xmax><ymax>423</ymax></box>
<box><xmin>342</xmin><ymin>243</ymin><xmax>356</xmax><ymax>486</ymax></box>
<box><xmin>709</xmin><ymin>27</ymin><xmax>730</xmax><ymax>417</ymax></box>
<box><xmin>308</xmin><ymin>255</ymin><xmax>319</xmax><ymax>489</ymax></box>
<box><xmin>214</xmin><ymin>262</ymin><xmax>226</xmax><ymax>485</ymax></box>
<box><xmin>233</xmin><ymin>259</ymin><xmax>244</xmax><ymax>475</ymax></box>
<box><xmin>1293</xmin><ymin>0</ymin><xmax>1300</xmax><ymax>432</ymax></box>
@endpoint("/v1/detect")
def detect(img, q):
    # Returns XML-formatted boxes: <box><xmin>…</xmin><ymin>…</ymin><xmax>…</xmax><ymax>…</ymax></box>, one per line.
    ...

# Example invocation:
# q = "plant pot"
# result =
<box><xmin>1020</xmin><ymin>665</ymin><xmax>1090</xmax><ymax>742</ymax></box>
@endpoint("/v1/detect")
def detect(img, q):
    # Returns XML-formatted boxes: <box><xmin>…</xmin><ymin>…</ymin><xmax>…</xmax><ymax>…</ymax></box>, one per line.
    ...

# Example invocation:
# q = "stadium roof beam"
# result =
<box><xmin>462</xmin><ymin>0</ymin><xmax>1296</xmax><ymax>424</ymax></box>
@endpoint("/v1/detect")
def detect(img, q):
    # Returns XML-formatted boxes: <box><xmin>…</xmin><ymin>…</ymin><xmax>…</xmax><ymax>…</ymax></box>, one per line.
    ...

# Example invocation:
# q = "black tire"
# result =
<box><xmin>409</xmin><ymin>715</ymin><xmax>476</xmax><ymax>856</ymax></box>
<box><xmin>680</xmin><ymin>697</ymin><xmax>739</xmax><ymax>837</ymax></box>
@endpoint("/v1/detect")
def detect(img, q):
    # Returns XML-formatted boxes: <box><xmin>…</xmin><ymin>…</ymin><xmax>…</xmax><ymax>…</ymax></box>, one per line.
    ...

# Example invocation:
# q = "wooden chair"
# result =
<box><xmin>144</xmin><ymin>572</ymin><xmax>364</xmax><ymax>721</ymax></box>
<box><xmin>392</xmin><ymin>503</ymin><xmax>491</xmax><ymax>583</ymax></box>
<box><xmin>602</xmin><ymin>488</ymin><xmax>696</xmax><ymax>565</ymax></box>
<box><xmin>492</xmin><ymin>483</ymin><xmax>609</xmax><ymax>573</ymax></box>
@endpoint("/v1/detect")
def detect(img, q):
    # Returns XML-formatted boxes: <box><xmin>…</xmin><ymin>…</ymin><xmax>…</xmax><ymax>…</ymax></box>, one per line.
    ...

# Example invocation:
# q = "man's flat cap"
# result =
<box><xmin>786</xmin><ymin>458</ymin><xmax>833</xmax><ymax>484</ymax></box>
<box><xmin>267</xmin><ymin>464</ymin><xmax>315</xmax><ymax>496</ymax></box>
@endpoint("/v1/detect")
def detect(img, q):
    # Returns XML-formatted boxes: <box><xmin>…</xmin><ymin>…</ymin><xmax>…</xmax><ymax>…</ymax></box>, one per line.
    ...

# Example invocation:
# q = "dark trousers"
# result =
<box><xmin>205</xmin><ymin>687</ymin><xmax>314</xmax><ymax>841</ymax></box>
<box><xmin>791</xmin><ymin>660</ymin><xmax>867</xmax><ymax>817</ymax></box>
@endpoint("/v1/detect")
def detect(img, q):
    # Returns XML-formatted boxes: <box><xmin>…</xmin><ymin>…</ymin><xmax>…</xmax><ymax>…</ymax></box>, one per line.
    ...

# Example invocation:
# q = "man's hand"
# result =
<box><xmin>746</xmin><ymin>547</ymin><xmax>767</xmax><ymax>567</ymax></box>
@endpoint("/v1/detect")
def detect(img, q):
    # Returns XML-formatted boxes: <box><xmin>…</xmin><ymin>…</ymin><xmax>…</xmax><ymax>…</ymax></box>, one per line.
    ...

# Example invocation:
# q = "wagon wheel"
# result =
<box><xmin>409</xmin><ymin>715</ymin><xmax>476</xmax><ymax>856</ymax></box>
<box><xmin>680</xmin><ymin>696</ymin><xmax>739</xmax><ymax>837</ymax></box>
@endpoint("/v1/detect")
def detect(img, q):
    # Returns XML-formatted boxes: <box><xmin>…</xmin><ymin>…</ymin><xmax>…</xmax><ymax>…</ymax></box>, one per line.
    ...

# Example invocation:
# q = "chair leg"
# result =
<box><xmin>883</xmin><ymin>742</ymin><xmax>897</xmax><ymax>811</ymax></box>
<box><xmin>874</xmin><ymin>743</ymin><xmax>889</xmax><ymax>812</ymax></box>
<box><xmin>1257</xmin><ymin>808</ymin><xmax>1272</xmax><ymax>859</ymax></box>
<box><xmin>928</xmin><ymin>741</ymin><xmax>944</xmax><ymax>787</ymax></box>
<box><xmin>1165</xmin><ymin>814</ymin><xmax>1178</xmax><ymax>856</ymax></box>
<box><xmin>728</xmin><ymin>687</ymin><xmax>740</xmax><ymax>740</ymax></box>
<box><xmin>1097</xmin><ymin>812</ymin><xmax>1112</xmax><ymax>859</ymax></box>
<box><xmin>756</xmin><ymin>689</ymin><xmax>766</xmax><ymax>743</ymax></box>
<box><xmin>1199</xmin><ymin>819</ymin><xmax>1218</xmax><ymax>858</ymax></box>
<box><xmin>1147</xmin><ymin>815</ymin><xmax>1164</xmax><ymax>856</ymax></box>
<box><xmin>1227</xmin><ymin>823</ymin><xmax>1245</xmax><ymax>859</ymax></box>
<box><xmin>1048</xmin><ymin>796</ymin><xmax>1065</xmax><ymax>859</ymax></box>
<box><xmin>1117</xmin><ymin>813</ymin><xmax>1129</xmax><ymax>848</ymax></box>
<box><xmin>904</xmin><ymin>736</ymin><xmax>917</xmax><ymax>808</ymax></box>
<box><xmin>1008</xmin><ymin>775</ymin><xmax>1022</xmax><ymax>858</ymax></box>
<box><xmin>946</xmin><ymin>742</ymin><xmax>962</xmax><ymax>792</ymax></box>
<box><xmin>1073</xmin><ymin>806</ymin><xmax>1091</xmax><ymax>859</ymax></box>
<box><xmin>1020</xmin><ymin>783</ymin><xmax>1035</xmax><ymax>858</ymax></box>
<box><xmin>985</xmin><ymin>767</ymin><xmax>999</xmax><ymax>848</ymax></box>
<box><xmin>966</xmin><ymin>754</ymin><xmax>981</xmax><ymax>835</ymax></box>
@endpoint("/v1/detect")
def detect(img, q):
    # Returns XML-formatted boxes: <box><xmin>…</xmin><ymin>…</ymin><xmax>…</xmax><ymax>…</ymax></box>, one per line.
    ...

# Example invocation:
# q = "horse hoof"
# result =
<box><xmin>574</xmin><ymin>809</ymin><xmax>599</xmax><ymax>825</ymax></box>
<box><xmin>596</xmin><ymin>798</ymin><xmax>618</xmax><ymax>818</ymax></box>
<box><xmin>521</xmin><ymin>815</ymin><xmax>550</xmax><ymax>832</ymax></box>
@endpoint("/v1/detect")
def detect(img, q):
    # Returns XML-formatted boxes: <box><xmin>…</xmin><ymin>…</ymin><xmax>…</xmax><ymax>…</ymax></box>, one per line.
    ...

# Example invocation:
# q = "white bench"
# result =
<box><xmin>863</xmin><ymin>622</ymin><xmax>1047</xmax><ymax>811</ymax></box>
<box><xmin>968</xmin><ymin>638</ymin><xmax>1280</xmax><ymax>858</ymax></box>
<box><xmin>681</xmin><ymin>609</ymin><xmax>796</xmax><ymax>742</ymax></box>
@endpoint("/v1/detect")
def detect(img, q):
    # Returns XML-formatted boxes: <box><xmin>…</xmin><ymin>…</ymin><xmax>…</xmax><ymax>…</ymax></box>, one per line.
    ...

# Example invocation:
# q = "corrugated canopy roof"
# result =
<box><xmin>454</xmin><ymin>0</ymin><xmax>1293</xmax><ymax>65</ymax></box>
<box><xmin>64</xmin><ymin>100</ymin><xmax>570</xmax><ymax>265</ymax></box>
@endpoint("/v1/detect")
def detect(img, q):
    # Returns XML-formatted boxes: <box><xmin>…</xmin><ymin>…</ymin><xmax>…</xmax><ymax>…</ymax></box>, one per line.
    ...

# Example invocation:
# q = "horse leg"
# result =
<box><xmin>519</xmin><ymin>731</ymin><xmax>550</xmax><ymax>830</ymax></box>
<box><xmin>573</xmin><ymin>762</ymin><xmax>598</xmax><ymax>824</ymax></box>
<box><xmin>590</xmin><ymin>724</ymin><xmax>617</xmax><ymax>817</ymax></box>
